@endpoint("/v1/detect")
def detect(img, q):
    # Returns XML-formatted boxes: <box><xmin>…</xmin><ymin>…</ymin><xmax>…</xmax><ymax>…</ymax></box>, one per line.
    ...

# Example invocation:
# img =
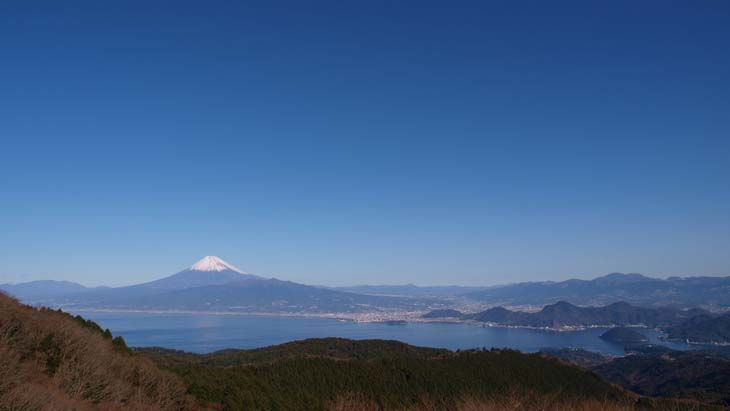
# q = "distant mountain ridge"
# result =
<box><xmin>464</xmin><ymin>273</ymin><xmax>730</xmax><ymax>310</ymax></box>
<box><xmin>4</xmin><ymin>265</ymin><xmax>729</xmax><ymax>316</ymax></box>
<box><xmin>599</xmin><ymin>327</ymin><xmax>649</xmax><ymax>344</ymax></box>
<box><xmin>423</xmin><ymin>301</ymin><xmax>710</xmax><ymax>328</ymax></box>
<box><xmin>85</xmin><ymin>276</ymin><xmax>436</xmax><ymax>313</ymax></box>
<box><xmin>334</xmin><ymin>273</ymin><xmax>730</xmax><ymax>310</ymax></box>
<box><xmin>2</xmin><ymin>256</ymin><xmax>437</xmax><ymax>314</ymax></box>
<box><xmin>0</xmin><ymin>280</ymin><xmax>90</xmax><ymax>299</ymax></box>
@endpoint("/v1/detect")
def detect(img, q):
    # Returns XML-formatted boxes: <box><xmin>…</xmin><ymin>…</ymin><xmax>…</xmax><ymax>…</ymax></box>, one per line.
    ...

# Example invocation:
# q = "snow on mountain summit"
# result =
<box><xmin>189</xmin><ymin>256</ymin><xmax>246</xmax><ymax>274</ymax></box>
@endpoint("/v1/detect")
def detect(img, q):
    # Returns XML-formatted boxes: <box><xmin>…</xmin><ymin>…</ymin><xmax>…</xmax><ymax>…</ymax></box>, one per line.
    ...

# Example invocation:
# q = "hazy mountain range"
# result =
<box><xmin>2</xmin><ymin>258</ymin><xmax>729</xmax><ymax>316</ymax></box>
<box><xmin>0</xmin><ymin>280</ymin><xmax>93</xmax><ymax>299</ymax></box>
<box><xmin>463</xmin><ymin>273</ymin><xmax>730</xmax><ymax>310</ymax></box>
<box><xmin>0</xmin><ymin>256</ymin><xmax>440</xmax><ymax>314</ymax></box>
<box><xmin>333</xmin><ymin>273</ymin><xmax>730</xmax><ymax>311</ymax></box>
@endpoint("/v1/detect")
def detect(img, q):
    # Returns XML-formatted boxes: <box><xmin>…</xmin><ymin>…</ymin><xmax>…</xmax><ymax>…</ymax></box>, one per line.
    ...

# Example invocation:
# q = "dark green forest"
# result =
<box><xmin>141</xmin><ymin>338</ymin><xmax>725</xmax><ymax>411</ymax></box>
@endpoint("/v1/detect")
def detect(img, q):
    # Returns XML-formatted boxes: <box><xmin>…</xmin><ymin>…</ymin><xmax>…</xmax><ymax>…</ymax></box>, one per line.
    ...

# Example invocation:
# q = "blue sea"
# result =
<box><xmin>71</xmin><ymin>311</ymin><xmax>705</xmax><ymax>355</ymax></box>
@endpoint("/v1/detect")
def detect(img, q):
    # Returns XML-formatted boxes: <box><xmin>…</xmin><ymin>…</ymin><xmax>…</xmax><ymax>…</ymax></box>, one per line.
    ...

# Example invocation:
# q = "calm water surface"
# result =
<box><xmin>74</xmin><ymin>311</ymin><xmax>701</xmax><ymax>354</ymax></box>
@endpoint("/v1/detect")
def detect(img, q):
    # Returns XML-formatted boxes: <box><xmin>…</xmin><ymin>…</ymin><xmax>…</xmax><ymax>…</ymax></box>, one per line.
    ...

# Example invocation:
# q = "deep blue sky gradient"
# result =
<box><xmin>1</xmin><ymin>1</ymin><xmax>729</xmax><ymax>286</ymax></box>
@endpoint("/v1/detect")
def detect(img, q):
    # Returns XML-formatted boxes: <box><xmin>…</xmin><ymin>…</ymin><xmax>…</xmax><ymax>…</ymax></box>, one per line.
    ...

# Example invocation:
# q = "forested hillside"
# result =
<box><xmin>424</xmin><ymin>301</ymin><xmax>710</xmax><ymax>328</ymax></box>
<box><xmin>142</xmin><ymin>339</ymin><xmax>724</xmax><ymax>411</ymax></box>
<box><xmin>665</xmin><ymin>314</ymin><xmax>730</xmax><ymax>344</ymax></box>
<box><xmin>593</xmin><ymin>349</ymin><xmax>730</xmax><ymax>407</ymax></box>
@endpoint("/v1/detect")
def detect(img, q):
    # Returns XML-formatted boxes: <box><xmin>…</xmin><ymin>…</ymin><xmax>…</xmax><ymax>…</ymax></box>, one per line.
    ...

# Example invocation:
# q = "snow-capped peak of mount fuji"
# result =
<box><xmin>189</xmin><ymin>256</ymin><xmax>247</xmax><ymax>274</ymax></box>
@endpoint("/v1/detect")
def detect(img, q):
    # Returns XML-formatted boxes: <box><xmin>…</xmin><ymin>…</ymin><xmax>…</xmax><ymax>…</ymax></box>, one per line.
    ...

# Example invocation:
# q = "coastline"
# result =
<box><xmin>67</xmin><ymin>307</ymin><xmax>668</xmax><ymax>334</ymax></box>
<box><xmin>659</xmin><ymin>336</ymin><xmax>730</xmax><ymax>347</ymax></box>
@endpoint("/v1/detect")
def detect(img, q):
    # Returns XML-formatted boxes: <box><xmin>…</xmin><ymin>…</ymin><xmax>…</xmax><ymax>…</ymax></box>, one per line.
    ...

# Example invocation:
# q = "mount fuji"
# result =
<box><xmin>5</xmin><ymin>256</ymin><xmax>436</xmax><ymax>314</ymax></box>
<box><xmin>136</xmin><ymin>256</ymin><xmax>261</xmax><ymax>291</ymax></box>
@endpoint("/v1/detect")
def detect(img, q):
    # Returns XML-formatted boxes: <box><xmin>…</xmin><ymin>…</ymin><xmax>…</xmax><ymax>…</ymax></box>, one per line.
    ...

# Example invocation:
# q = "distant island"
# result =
<box><xmin>600</xmin><ymin>327</ymin><xmax>649</xmax><ymax>344</ymax></box>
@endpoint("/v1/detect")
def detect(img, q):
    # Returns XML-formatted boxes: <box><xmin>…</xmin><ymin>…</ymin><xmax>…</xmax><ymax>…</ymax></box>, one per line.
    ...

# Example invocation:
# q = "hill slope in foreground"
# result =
<box><xmin>0</xmin><ymin>292</ymin><xmax>203</xmax><ymax>410</ymax></box>
<box><xmin>0</xmin><ymin>292</ymin><xmax>723</xmax><ymax>411</ymax></box>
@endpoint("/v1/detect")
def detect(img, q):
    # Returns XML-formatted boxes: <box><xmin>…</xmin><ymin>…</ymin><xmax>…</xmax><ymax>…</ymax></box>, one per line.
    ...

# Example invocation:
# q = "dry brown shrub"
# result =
<box><xmin>0</xmin><ymin>292</ymin><xmax>195</xmax><ymax>410</ymax></box>
<box><xmin>456</xmin><ymin>393</ymin><xmax>637</xmax><ymax>411</ymax></box>
<box><xmin>326</xmin><ymin>391</ymin><xmax>642</xmax><ymax>411</ymax></box>
<box><xmin>328</xmin><ymin>392</ymin><xmax>382</xmax><ymax>411</ymax></box>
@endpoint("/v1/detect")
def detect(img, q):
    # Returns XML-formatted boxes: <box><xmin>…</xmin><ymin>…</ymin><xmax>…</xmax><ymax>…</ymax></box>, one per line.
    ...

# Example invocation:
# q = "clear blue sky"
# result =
<box><xmin>1</xmin><ymin>1</ymin><xmax>729</xmax><ymax>287</ymax></box>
